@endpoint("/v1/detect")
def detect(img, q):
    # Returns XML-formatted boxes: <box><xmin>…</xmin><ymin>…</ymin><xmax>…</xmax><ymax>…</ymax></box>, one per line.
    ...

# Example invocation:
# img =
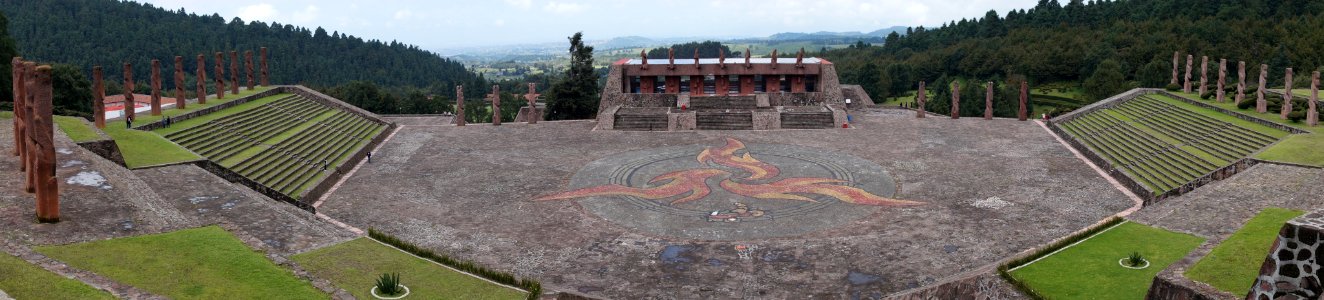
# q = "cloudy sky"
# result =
<box><xmin>138</xmin><ymin>0</ymin><xmax>1038</xmax><ymax>49</ymax></box>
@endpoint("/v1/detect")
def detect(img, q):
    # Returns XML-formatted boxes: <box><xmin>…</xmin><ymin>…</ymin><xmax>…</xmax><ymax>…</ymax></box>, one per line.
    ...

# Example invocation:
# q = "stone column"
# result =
<box><xmin>1216</xmin><ymin>59</ymin><xmax>1226</xmax><ymax>102</ymax></box>
<box><xmin>229</xmin><ymin>51</ymin><xmax>239</xmax><ymax>95</ymax></box>
<box><xmin>1171</xmin><ymin>51</ymin><xmax>1179</xmax><ymax>85</ymax></box>
<box><xmin>488</xmin><ymin>85</ymin><xmax>501</xmax><ymax>126</ymax></box>
<box><xmin>150</xmin><ymin>60</ymin><xmax>162</xmax><ymax>116</ymax></box>
<box><xmin>1257</xmin><ymin>64</ymin><xmax>1267</xmax><ymax>113</ymax></box>
<box><xmin>23</xmin><ymin>61</ymin><xmax>36</xmax><ymax>193</ymax></box>
<box><xmin>523</xmin><ymin>83</ymin><xmax>539</xmax><ymax>124</ymax></box>
<box><xmin>1282</xmin><ymin>68</ymin><xmax>1293</xmax><ymax>119</ymax></box>
<box><xmin>1309</xmin><ymin>71</ymin><xmax>1319</xmax><ymax>126</ymax></box>
<box><xmin>1019</xmin><ymin>80</ymin><xmax>1028</xmax><ymax>121</ymax></box>
<box><xmin>1191</xmin><ymin>53</ymin><xmax>1202</xmax><ymax>93</ymax></box>
<box><xmin>984</xmin><ymin>82</ymin><xmax>993</xmax><ymax>120</ymax></box>
<box><xmin>214</xmin><ymin>52</ymin><xmax>226</xmax><ymax>99</ymax></box>
<box><xmin>951</xmin><ymin>82</ymin><xmax>960</xmax><ymax>119</ymax></box>
<box><xmin>92</xmin><ymin>66</ymin><xmax>105</xmax><ymax>128</ymax></box>
<box><xmin>11</xmin><ymin>58</ymin><xmax>25</xmax><ymax>160</ymax></box>
<box><xmin>260</xmin><ymin>47</ymin><xmax>269</xmax><ymax>86</ymax></box>
<box><xmin>196</xmin><ymin>55</ymin><xmax>207</xmax><ymax>104</ymax></box>
<box><xmin>917</xmin><ymin>81</ymin><xmax>926</xmax><ymax>118</ymax></box>
<box><xmin>245</xmin><ymin>50</ymin><xmax>254</xmax><ymax>90</ymax></box>
<box><xmin>31</xmin><ymin>65</ymin><xmax>59</xmax><ymax>223</ymax></box>
<box><xmin>455</xmin><ymin>85</ymin><xmax>465</xmax><ymax>126</ymax></box>
<box><xmin>123</xmin><ymin>62</ymin><xmax>135</xmax><ymax>121</ymax></box>
<box><xmin>174</xmin><ymin>56</ymin><xmax>185</xmax><ymax>109</ymax></box>
<box><xmin>1198</xmin><ymin>56</ymin><xmax>1208</xmax><ymax>96</ymax></box>
<box><xmin>1236</xmin><ymin>61</ymin><xmax>1246</xmax><ymax>104</ymax></box>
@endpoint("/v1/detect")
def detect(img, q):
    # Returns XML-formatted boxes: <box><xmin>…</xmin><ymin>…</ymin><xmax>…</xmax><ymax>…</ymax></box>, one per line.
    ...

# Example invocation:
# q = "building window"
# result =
<box><xmin>630</xmin><ymin>76</ymin><xmax>640</xmax><ymax>93</ymax></box>
<box><xmin>754</xmin><ymin>75</ymin><xmax>765</xmax><ymax>93</ymax></box>
<box><xmin>680</xmin><ymin>76</ymin><xmax>690</xmax><ymax>93</ymax></box>
<box><xmin>806</xmin><ymin>75</ymin><xmax>818</xmax><ymax>92</ymax></box>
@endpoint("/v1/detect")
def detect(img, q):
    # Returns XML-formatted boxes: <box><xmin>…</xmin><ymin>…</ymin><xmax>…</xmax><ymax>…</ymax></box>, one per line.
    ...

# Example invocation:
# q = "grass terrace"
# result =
<box><xmin>102</xmin><ymin>119</ymin><xmax>201</xmax><ymax>168</ymax></box>
<box><xmin>118</xmin><ymin>86</ymin><xmax>275</xmax><ymax>125</ymax></box>
<box><xmin>1187</xmin><ymin>208</ymin><xmax>1305</xmax><ymax>294</ymax></box>
<box><xmin>293</xmin><ymin>238</ymin><xmax>528</xmax><ymax>300</ymax></box>
<box><xmin>1162</xmin><ymin>91</ymin><xmax>1324</xmax><ymax>166</ymax></box>
<box><xmin>35</xmin><ymin>226</ymin><xmax>325</xmax><ymax>299</ymax></box>
<box><xmin>1009</xmin><ymin>222</ymin><xmax>1204</xmax><ymax>299</ymax></box>
<box><xmin>53</xmin><ymin>115</ymin><xmax>100</xmax><ymax>142</ymax></box>
<box><xmin>0</xmin><ymin>252</ymin><xmax>113</xmax><ymax>299</ymax></box>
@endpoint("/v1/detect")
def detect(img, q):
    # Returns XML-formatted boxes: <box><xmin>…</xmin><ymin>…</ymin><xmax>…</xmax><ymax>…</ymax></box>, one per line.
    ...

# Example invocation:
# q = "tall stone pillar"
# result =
<box><xmin>1198</xmin><ymin>56</ymin><xmax>1208</xmax><ymax>96</ymax></box>
<box><xmin>1216</xmin><ymin>59</ymin><xmax>1226</xmax><ymax>102</ymax></box>
<box><xmin>488</xmin><ymin>85</ymin><xmax>501</xmax><ymax>126</ymax></box>
<box><xmin>951</xmin><ymin>82</ymin><xmax>960</xmax><ymax>119</ymax></box>
<box><xmin>229</xmin><ymin>51</ymin><xmax>239</xmax><ymax>95</ymax></box>
<box><xmin>12</xmin><ymin>58</ymin><xmax>25</xmax><ymax>159</ymax></box>
<box><xmin>916</xmin><ymin>81</ymin><xmax>926</xmax><ymax>118</ymax></box>
<box><xmin>150</xmin><ymin>60</ymin><xmax>162</xmax><ymax>116</ymax></box>
<box><xmin>1257</xmin><ymin>64</ymin><xmax>1268</xmax><ymax>113</ymax></box>
<box><xmin>715</xmin><ymin>75</ymin><xmax>729</xmax><ymax>96</ymax></box>
<box><xmin>245</xmin><ymin>50</ymin><xmax>254</xmax><ymax>90</ymax></box>
<box><xmin>1191</xmin><ymin>53</ymin><xmax>1202</xmax><ymax>93</ymax></box>
<box><xmin>23</xmin><ymin>61</ymin><xmax>36</xmax><ymax>193</ymax></box>
<box><xmin>790</xmin><ymin>75</ymin><xmax>806</xmax><ymax>93</ymax></box>
<box><xmin>455</xmin><ymin>85</ymin><xmax>465</xmax><ymax>126</ymax></box>
<box><xmin>639</xmin><ymin>76</ymin><xmax>655</xmax><ymax>94</ymax></box>
<box><xmin>984</xmin><ymin>82</ymin><xmax>993</xmax><ymax>120</ymax></box>
<box><xmin>1171</xmin><ymin>51</ymin><xmax>1179</xmax><ymax>85</ymax></box>
<box><xmin>31</xmin><ymin>65</ymin><xmax>58</xmax><ymax>223</ymax></box>
<box><xmin>1019</xmin><ymin>80</ymin><xmax>1028</xmax><ymax>121</ymax></box>
<box><xmin>92</xmin><ymin>66</ymin><xmax>105</xmax><ymax>128</ymax></box>
<box><xmin>123</xmin><ymin>62</ymin><xmax>135</xmax><ymax>121</ymax></box>
<box><xmin>696</xmin><ymin>76</ymin><xmax>709</xmax><ymax>95</ymax></box>
<box><xmin>739</xmin><ymin>75</ymin><xmax>755</xmax><ymax>95</ymax></box>
<box><xmin>1309</xmin><ymin>71</ymin><xmax>1319</xmax><ymax>126</ymax></box>
<box><xmin>260</xmin><ymin>47</ymin><xmax>269</xmax><ymax>86</ymax></box>
<box><xmin>523</xmin><ymin>83</ymin><xmax>540</xmax><ymax>124</ymax></box>
<box><xmin>196</xmin><ymin>55</ymin><xmax>207</xmax><ymax>104</ymax></box>
<box><xmin>214</xmin><ymin>52</ymin><xmax>226</xmax><ymax>99</ymax></box>
<box><xmin>1282</xmin><ymin>68</ymin><xmax>1294</xmax><ymax>119</ymax></box>
<box><xmin>174</xmin><ymin>56</ymin><xmax>185</xmax><ymax>109</ymax></box>
<box><xmin>665</xmin><ymin>76</ymin><xmax>680</xmax><ymax>94</ymax></box>
<box><xmin>1236</xmin><ymin>61</ymin><xmax>1246</xmax><ymax>104</ymax></box>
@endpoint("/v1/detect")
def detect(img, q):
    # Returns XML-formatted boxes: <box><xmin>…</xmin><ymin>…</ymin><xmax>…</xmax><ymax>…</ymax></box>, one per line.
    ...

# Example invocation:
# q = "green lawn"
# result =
<box><xmin>123</xmin><ymin>86</ymin><xmax>275</xmax><ymax>125</ymax></box>
<box><xmin>1150</xmin><ymin>94</ymin><xmax>1292</xmax><ymax>138</ymax></box>
<box><xmin>0</xmin><ymin>252</ymin><xmax>113</xmax><ymax>299</ymax></box>
<box><xmin>36</xmin><ymin>226</ymin><xmax>325</xmax><ymax>300</ymax></box>
<box><xmin>293</xmin><ymin>238</ymin><xmax>527</xmax><ymax>300</ymax></box>
<box><xmin>102</xmin><ymin>119</ymin><xmax>200</xmax><ymax>168</ymax></box>
<box><xmin>1187</xmin><ymin>208</ymin><xmax>1305</xmax><ymax>294</ymax></box>
<box><xmin>1165</xmin><ymin>91</ymin><xmax>1315</xmax><ymax>133</ymax></box>
<box><xmin>1010</xmin><ymin>222</ymin><xmax>1205</xmax><ymax>299</ymax></box>
<box><xmin>153</xmin><ymin>92</ymin><xmax>292</xmax><ymax>136</ymax></box>
<box><xmin>54</xmin><ymin>115</ymin><xmax>100</xmax><ymax>142</ymax></box>
<box><xmin>1255</xmin><ymin>133</ymin><xmax>1324</xmax><ymax>167</ymax></box>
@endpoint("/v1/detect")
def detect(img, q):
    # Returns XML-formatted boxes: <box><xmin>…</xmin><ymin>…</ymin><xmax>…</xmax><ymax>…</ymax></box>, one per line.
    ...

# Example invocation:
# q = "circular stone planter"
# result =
<box><xmin>1118</xmin><ymin>258</ymin><xmax>1150</xmax><ymax>269</ymax></box>
<box><xmin>370</xmin><ymin>284</ymin><xmax>410</xmax><ymax>299</ymax></box>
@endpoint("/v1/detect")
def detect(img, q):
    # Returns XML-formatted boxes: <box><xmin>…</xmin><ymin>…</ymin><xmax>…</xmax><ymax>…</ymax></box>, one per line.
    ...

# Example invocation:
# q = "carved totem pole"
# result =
<box><xmin>1236</xmin><ymin>61</ymin><xmax>1246</xmax><ymax>104</ymax></box>
<box><xmin>523</xmin><ymin>83</ymin><xmax>540</xmax><ymax>124</ymax></box>
<box><xmin>488</xmin><ymin>85</ymin><xmax>501</xmax><ymax>126</ymax></box>
<box><xmin>174</xmin><ymin>56</ymin><xmax>186</xmax><ymax>109</ymax></box>
<box><xmin>31</xmin><ymin>65</ymin><xmax>59</xmax><ymax>223</ymax></box>
<box><xmin>245</xmin><ymin>50</ymin><xmax>254</xmax><ymax>90</ymax></box>
<box><xmin>260</xmin><ymin>47</ymin><xmax>269</xmax><ymax>86</ymax></box>
<box><xmin>1310</xmin><ymin>72</ymin><xmax>1320</xmax><ymax>126</ymax></box>
<box><xmin>214</xmin><ymin>52</ymin><xmax>226</xmax><ymax>99</ymax></box>
<box><xmin>1216</xmin><ymin>58</ymin><xmax>1226</xmax><ymax>102</ymax></box>
<box><xmin>229</xmin><ymin>51</ymin><xmax>240</xmax><ymax>95</ymax></box>
<box><xmin>1171</xmin><ymin>51</ymin><xmax>1180</xmax><ymax>86</ymax></box>
<box><xmin>150</xmin><ymin>59</ymin><xmax>162</xmax><ymax>116</ymax></box>
<box><xmin>92</xmin><ymin>66</ymin><xmax>105</xmax><ymax>128</ymax></box>
<box><xmin>455</xmin><ymin>85</ymin><xmax>465</xmax><ymax>126</ymax></box>
<box><xmin>951</xmin><ymin>82</ymin><xmax>960</xmax><ymax>119</ymax></box>
<box><xmin>11</xmin><ymin>58</ymin><xmax>25</xmax><ymax>160</ymax></box>
<box><xmin>1198</xmin><ymin>56</ymin><xmax>1208</xmax><ymax>96</ymax></box>
<box><xmin>1184</xmin><ymin>55</ymin><xmax>1193</xmax><ymax>93</ymax></box>
<box><xmin>23</xmin><ymin>61</ymin><xmax>36</xmax><ymax>192</ymax></box>
<box><xmin>984</xmin><ymin>82</ymin><xmax>993</xmax><ymax>120</ymax></box>
<box><xmin>916</xmin><ymin>81</ymin><xmax>926</xmax><ymax>118</ymax></box>
<box><xmin>1257</xmin><ymin>64</ymin><xmax>1268</xmax><ymax>113</ymax></box>
<box><xmin>1282</xmin><ymin>68</ymin><xmax>1293</xmax><ymax>119</ymax></box>
<box><xmin>197</xmin><ymin>55</ymin><xmax>207</xmax><ymax>104</ymax></box>
<box><xmin>1019</xmin><ymin>80</ymin><xmax>1029</xmax><ymax>121</ymax></box>
<box><xmin>123</xmin><ymin>62</ymin><xmax>135</xmax><ymax>120</ymax></box>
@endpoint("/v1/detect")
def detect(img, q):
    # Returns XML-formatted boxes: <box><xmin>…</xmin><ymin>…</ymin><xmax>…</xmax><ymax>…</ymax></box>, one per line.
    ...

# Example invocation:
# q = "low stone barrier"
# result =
<box><xmin>194</xmin><ymin>159</ymin><xmax>314</xmax><ymax>212</ymax></box>
<box><xmin>133</xmin><ymin>88</ymin><xmax>283</xmax><ymax>131</ymax></box>
<box><xmin>1157</xmin><ymin>90</ymin><xmax>1308</xmax><ymax>134</ymax></box>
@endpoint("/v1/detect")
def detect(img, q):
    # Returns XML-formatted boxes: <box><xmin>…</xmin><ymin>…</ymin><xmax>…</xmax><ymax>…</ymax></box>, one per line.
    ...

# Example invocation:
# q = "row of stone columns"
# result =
<box><xmin>10</xmin><ymin>57</ymin><xmax>59</xmax><ymax>222</ymax></box>
<box><xmin>913</xmin><ymin>80</ymin><xmax>1029</xmax><ymax>121</ymax></box>
<box><xmin>1172</xmin><ymin>51</ymin><xmax>1321</xmax><ymax>126</ymax></box>
<box><xmin>452</xmin><ymin>84</ymin><xmax>542</xmax><ymax>126</ymax></box>
<box><xmin>88</xmin><ymin>47</ymin><xmax>269</xmax><ymax>128</ymax></box>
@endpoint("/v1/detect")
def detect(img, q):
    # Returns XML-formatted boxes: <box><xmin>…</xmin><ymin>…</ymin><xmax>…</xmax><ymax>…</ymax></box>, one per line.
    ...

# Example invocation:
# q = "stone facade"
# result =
<box><xmin>751</xmin><ymin>110</ymin><xmax>780</xmax><ymax>130</ymax></box>
<box><xmin>1246</xmin><ymin>210</ymin><xmax>1324</xmax><ymax>299</ymax></box>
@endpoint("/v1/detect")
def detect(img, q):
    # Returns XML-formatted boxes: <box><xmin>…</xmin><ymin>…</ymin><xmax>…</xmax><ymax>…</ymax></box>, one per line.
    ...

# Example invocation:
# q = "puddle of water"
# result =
<box><xmin>847</xmin><ymin>271</ymin><xmax>881</xmax><ymax>285</ymax></box>
<box><xmin>659</xmin><ymin>245</ymin><xmax>694</xmax><ymax>264</ymax></box>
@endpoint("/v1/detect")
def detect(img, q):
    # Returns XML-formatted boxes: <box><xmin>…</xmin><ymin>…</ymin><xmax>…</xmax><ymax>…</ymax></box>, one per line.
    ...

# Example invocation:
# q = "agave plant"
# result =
<box><xmin>375</xmin><ymin>273</ymin><xmax>402</xmax><ymax>296</ymax></box>
<box><xmin>1127</xmin><ymin>252</ymin><xmax>1145</xmax><ymax>267</ymax></box>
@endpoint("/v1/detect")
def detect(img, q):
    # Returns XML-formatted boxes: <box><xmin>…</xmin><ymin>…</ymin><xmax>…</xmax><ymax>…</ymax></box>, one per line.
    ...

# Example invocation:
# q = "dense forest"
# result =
<box><xmin>0</xmin><ymin>0</ymin><xmax>489</xmax><ymax>115</ymax></box>
<box><xmin>825</xmin><ymin>0</ymin><xmax>1324</xmax><ymax>116</ymax></box>
<box><xmin>646</xmin><ymin>41</ymin><xmax>735</xmax><ymax>59</ymax></box>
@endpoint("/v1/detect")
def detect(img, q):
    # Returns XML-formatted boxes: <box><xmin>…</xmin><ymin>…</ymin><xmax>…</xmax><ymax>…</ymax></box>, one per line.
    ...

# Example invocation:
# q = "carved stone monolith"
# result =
<box><xmin>1216</xmin><ymin>59</ymin><xmax>1226</xmax><ymax>102</ymax></box>
<box><xmin>1019</xmin><ymin>81</ymin><xmax>1028</xmax><ymax>121</ymax></box>
<box><xmin>214</xmin><ymin>52</ymin><xmax>226</xmax><ymax>99</ymax></box>
<box><xmin>23</xmin><ymin>61</ymin><xmax>36</xmax><ymax>193</ymax></box>
<box><xmin>150</xmin><ymin>59</ymin><xmax>162</xmax><ymax>116</ymax></box>
<box><xmin>197</xmin><ymin>55</ymin><xmax>207</xmax><ymax>104</ymax></box>
<box><xmin>31</xmin><ymin>65</ymin><xmax>59</xmax><ymax>223</ymax></box>
<box><xmin>1236</xmin><ymin>61</ymin><xmax>1246</xmax><ymax>104</ymax></box>
<box><xmin>260</xmin><ymin>47</ymin><xmax>269</xmax><ymax>86</ymax></box>
<box><xmin>123</xmin><ymin>62</ymin><xmax>135</xmax><ymax>120</ymax></box>
<box><xmin>230</xmin><ymin>51</ymin><xmax>239</xmax><ymax>95</ymax></box>
<box><xmin>245</xmin><ymin>50</ymin><xmax>254</xmax><ymax>90</ymax></box>
<box><xmin>1283</xmin><ymin>68</ymin><xmax>1294</xmax><ymax>119</ymax></box>
<box><xmin>1199</xmin><ymin>56</ymin><xmax>1208</xmax><ymax>96</ymax></box>
<box><xmin>1171</xmin><ymin>51</ymin><xmax>1180</xmax><ymax>85</ymax></box>
<box><xmin>455</xmin><ymin>85</ymin><xmax>465</xmax><ymax>126</ymax></box>
<box><xmin>1309</xmin><ymin>71</ymin><xmax>1319</xmax><ymax>126</ymax></box>
<box><xmin>93</xmin><ymin>66</ymin><xmax>105</xmax><ymax>128</ymax></box>
<box><xmin>12</xmin><ymin>58</ymin><xmax>27</xmax><ymax>158</ymax></box>
<box><xmin>951</xmin><ymin>82</ymin><xmax>960</xmax><ymax>119</ymax></box>
<box><xmin>174</xmin><ymin>56</ymin><xmax>185</xmax><ymax>109</ymax></box>
<box><xmin>523</xmin><ymin>83</ymin><xmax>540</xmax><ymax>124</ymax></box>
<box><xmin>488</xmin><ymin>85</ymin><xmax>501</xmax><ymax>126</ymax></box>
<box><xmin>1184</xmin><ymin>55</ymin><xmax>1193</xmax><ymax>93</ymax></box>
<box><xmin>984</xmin><ymin>82</ymin><xmax>993</xmax><ymax>120</ymax></box>
<box><xmin>1257</xmin><ymin>64</ymin><xmax>1268</xmax><ymax>113</ymax></box>
<box><xmin>917</xmin><ymin>81</ymin><xmax>927</xmax><ymax>118</ymax></box>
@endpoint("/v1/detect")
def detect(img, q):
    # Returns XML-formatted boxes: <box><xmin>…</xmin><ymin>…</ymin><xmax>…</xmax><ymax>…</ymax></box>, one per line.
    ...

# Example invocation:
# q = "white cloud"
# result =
<box><xmin>494</xmin><ymin>19</ymin><xmax>506</xmax><ymax>27</ymax></box>
<box><xmin>236</xmin><ymin>3</ymin><xmax>277</xmax><ymax>22</ymax></box>
<box><xmin>505</xmin><ymin>0</ymin><xmax>532</xmax><ymax>10</ymax></box>
<box><xmin>292</xmin><ymin>5</ymin><xmax>319</xmax><ymax>24</ymax></box>
<box><xmin>394</xmin><ymin>10</ymin><xmax>413</xmax><ymax>20</ymax></box>
<box><xmin>543</xmin><ymin>1</ymin><xmax>585</xmax><ymax>14</ymax></box>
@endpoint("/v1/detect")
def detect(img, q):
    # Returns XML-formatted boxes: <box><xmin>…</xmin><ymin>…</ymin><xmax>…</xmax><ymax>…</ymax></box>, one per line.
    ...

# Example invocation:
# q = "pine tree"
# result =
<box><xmin>0</xmin><ymin>10</ymin><xmax>16</xmax><ymax>102</ymax></box>
<box><xmin>546</xmin><ymin>32</ymin><xmax>599</xmax><ymax>120</ymax></box>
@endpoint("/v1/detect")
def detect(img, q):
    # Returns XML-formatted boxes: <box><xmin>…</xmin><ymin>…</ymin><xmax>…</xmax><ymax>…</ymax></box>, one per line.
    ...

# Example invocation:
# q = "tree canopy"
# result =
<box><xmin>545</xmin><ymin>32</ymin><xmax>599</xmax><ymax>120</ymax></box>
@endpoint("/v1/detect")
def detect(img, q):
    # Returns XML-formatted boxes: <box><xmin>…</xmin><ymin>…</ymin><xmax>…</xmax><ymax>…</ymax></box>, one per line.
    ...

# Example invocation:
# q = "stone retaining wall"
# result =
<box><xmin>1158</xmin><ymin>90</ymin><xmax>1308</xmax><ymax>134</ymax></box>
<box><xmin>1145</xmin><ymin>237</ymin><xmax>1237</xmax><ymax>300</ymax></box>
<box><xmin>299</xmin><ymin>123</ymin><xmax>398</xmax><ymax>205</ymax></box>
<box><xmin>1246</xmin><ymin>210</ymin><xmax>1324</xmax><ymax>299</ymax></box>
<box><xmin>133</xmin><ymin>88</ymin><xmax>283</xmax><ymax>131</ymax></box>
<box><xmin>1048</xmin><ymin>123</ymin><xmax>1157</xmax><ymax>203</ymax></box>
<box><xmin>285</xmin><ymin>85</ymin><xmax>391</xmax><ymax>126</ymax></box>
<box><xmin>75</xmin><ymin>139</ymin><xmax>126</xmax><ymax>167</ymax></box>
<box><xmin>194</xmin><ymin>160</ymin><xmax>314</xmax><ymax>212</ymax></box>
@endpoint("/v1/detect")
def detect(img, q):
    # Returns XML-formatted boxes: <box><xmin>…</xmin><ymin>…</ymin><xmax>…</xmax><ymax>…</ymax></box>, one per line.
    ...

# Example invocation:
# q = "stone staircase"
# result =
<box><xmin>690</xmin><ymin>96</ymin><xmax>757</xmax><ymax>110</ymax></box>
<box><xmin>614</xmin><ymin>113</ymin><xmax>668</xmax><ymax>131</ymax></box>
<box><xmin>696</xmin><ymin>112</ymin><xmax>754</xmax><ymax>130</ymax></box>
<box><xmin>781</xmin><ymin>112</ymin><xmax>835</xmax><ymax>129</ymax></box>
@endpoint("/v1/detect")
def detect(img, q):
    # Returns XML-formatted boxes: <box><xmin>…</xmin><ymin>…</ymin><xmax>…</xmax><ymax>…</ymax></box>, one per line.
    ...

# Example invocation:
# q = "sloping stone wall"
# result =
<box><xmin>1247</xmin><ymin>210</ymin><xmax>1324</xmax><ymax>299</ymax></box>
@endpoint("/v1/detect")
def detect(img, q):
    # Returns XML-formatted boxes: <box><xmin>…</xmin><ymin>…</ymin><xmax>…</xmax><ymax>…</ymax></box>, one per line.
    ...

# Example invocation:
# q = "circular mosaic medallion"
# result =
<box><xmin>538</xmin><ymin>138</ymin><xmax>917</xmax><ymax>240</ymax></box>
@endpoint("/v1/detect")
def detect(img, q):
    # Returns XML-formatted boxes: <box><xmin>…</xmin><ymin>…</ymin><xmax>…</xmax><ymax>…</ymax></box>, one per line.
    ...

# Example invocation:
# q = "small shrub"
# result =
<box><xmin>1245</xmin><ymin>87</ymin><xmax>1258</xmax><ymax>95</ymax></box>
<box><xmin>375</xmin><ymin>273</ymin><xmax>402</xmax><ymax>296</ymax></box>
<box><xmin>1288</xmin><ymin>111</ymin><xmax>1306</xmax><ymax>122</ymax></box>
<box><xmin>1237</xmin><ymin>100</ymin><xmax>1255</xmax><ymax>110</ymax></box>
<box><xmin>1200</xmin><ymin>91</ymin><xmax>1214</xmax><ymax>99</ymax></box>
<box><xmin>1164</xmin><ymin>83</ymin><xmax>1181</xmax><ymax>91</ymax></box>
<box><xmin>1127</xmin><ymin>252</ymin><xmax>1145</xmax><ymax>267</ymax></box>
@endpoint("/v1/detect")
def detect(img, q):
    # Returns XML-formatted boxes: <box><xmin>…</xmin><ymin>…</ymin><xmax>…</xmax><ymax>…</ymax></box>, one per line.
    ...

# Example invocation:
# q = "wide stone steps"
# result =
<box><xmin>690</xmin><ymin>96</ymin><xmax>758</xmax><ymax>110</ymax></box>
<box><xmin>696</xmin><ymin>112</ymin><xmax>753</xmax><ymax>130</ymax></box>
<box><xmin>781</xmin><ymin>112</ymin><xmax>834</xmax><ymax>129</ymax></box>
<box><xmin>615</xmin><ymin>114</ymin><xmax>668</xmax><ymax>131</ymax></box>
